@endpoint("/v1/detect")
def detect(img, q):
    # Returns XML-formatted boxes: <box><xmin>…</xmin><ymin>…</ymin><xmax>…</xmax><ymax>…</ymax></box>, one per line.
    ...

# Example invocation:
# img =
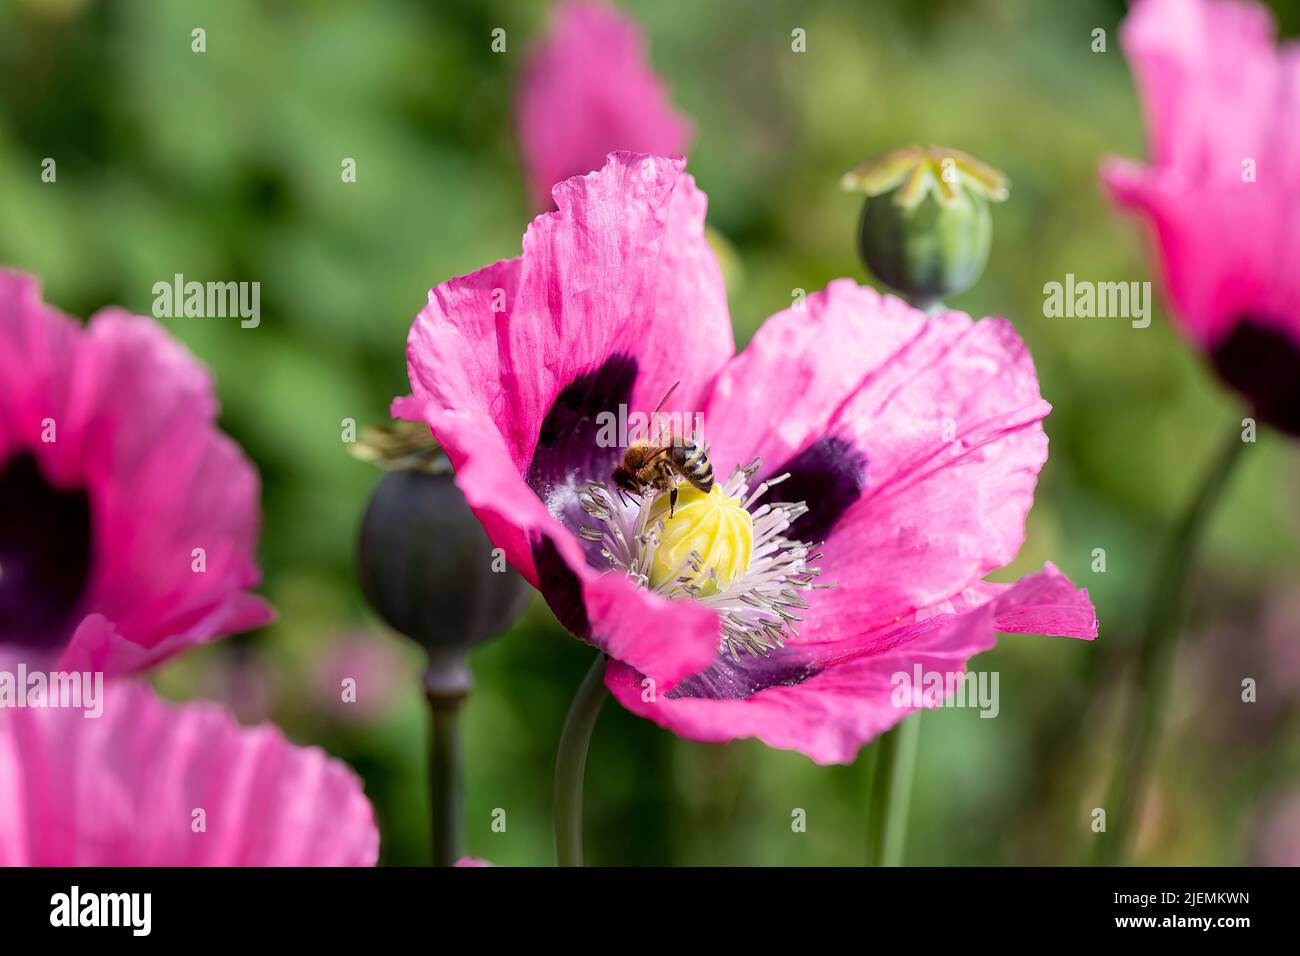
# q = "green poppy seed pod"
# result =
<box><xmin>356</xmin><ymin>457</ymin><xmax>531</xmax><ymax>696</ymax></box>
<box><xmin>842</xmin><ymin>146</ymin><xmax>1009</xmax><ymax>309</ymax></box>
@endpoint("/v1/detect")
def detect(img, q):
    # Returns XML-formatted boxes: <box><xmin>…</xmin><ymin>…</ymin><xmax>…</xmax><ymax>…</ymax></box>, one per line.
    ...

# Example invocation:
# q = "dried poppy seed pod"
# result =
<box><xmin>842</xmin><ymin>146</ymin><xmax>1009</xmax><ymax>308</ymax></box>
<box><xmin>355</xmin><ymin>442</ymin><xmax>531</xmax><ymax>695</ymax></box>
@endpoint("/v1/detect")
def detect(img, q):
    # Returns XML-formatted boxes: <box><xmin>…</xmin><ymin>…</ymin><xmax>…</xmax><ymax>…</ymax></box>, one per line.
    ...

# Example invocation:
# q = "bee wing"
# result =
<box><xmin>642</xmin><ymin>444</ymin><xmax>674</xmax><ymax>466</ymax></box>
<box><xmin>624</xmin><ymin>442</ymin><xmax>672</xmax><ymax>472</ymax></box>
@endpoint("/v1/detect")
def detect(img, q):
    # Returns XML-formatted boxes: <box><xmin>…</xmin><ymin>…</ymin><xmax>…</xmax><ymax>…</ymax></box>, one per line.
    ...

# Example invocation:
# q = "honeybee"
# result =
<box><xmin>611</xmin><ymin>382</ymin><xmax>713</xmax><ymax>516</ymax></box>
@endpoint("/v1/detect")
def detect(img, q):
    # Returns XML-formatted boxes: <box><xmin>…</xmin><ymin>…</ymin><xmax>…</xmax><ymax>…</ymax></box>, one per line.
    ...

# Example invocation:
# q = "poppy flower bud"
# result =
<box><xmin>842</xmin><ymin>146</ymin><xmax>1009</xmax><ymax>308</ymax></box>
<box><xmin>648</xmin><ymin>485</ymin><xmax>753</xmax><ymax>597</ymax></box>
<box><xmin>356</xmin><ymin>450</ymin><xmax>531</xmax><ymax>695</ymax></box>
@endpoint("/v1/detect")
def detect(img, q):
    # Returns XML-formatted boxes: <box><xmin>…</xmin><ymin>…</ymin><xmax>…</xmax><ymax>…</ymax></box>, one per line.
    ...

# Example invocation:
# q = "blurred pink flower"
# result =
<box><xmin>1262</xmin><ymin>590</ymin><xmax>1300</xmax><ymax>696</ymax></box>
<box><xmin>312</xmin><ymin>631</ymin><xmax>409</xmax><ymax>722</ymax></box>
<box><xmin>454</xmin><ymin>857</ymin><xmax>495</xmax><ymax>867</ymax></box>
<box><xmin>518</xmin><ymin>1</ymin><xmax>691</xmax><ymax>207</ymax></box>
<box><xmin>0</xmin><ymin>681</ymin><xmax>378</xmax><ymax>865</ymax></box>
<box><xmin>1103</xmin><ymin>0</ymin><xmax>1300</xmax><ymax>435</ymax></box>
<box><xmin>0</xmin><ymin>271</ymin><xmax>271</xmax><ymax>676</ymax></box>
<box><xmin>1251</xmin><ymin>791</ymin><xmax>1300</xmax><ymax>866</ymax></box>
<box><xmin>197</xmin><ymin>646</ymin><xmax>277</xmax><ymax>725</ymax></box>
<box><xmin>397</xmin><ymin>152</ymin><xmax>1097</xmax><ymax>765</ymax></box>
<box><xmin>1180</xmin><ymin>584</ymin><xmax>1300</xmax><ymax>739</ymax></box>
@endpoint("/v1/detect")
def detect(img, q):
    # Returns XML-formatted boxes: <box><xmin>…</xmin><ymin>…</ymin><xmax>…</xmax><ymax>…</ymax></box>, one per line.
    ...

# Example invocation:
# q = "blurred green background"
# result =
<box><xmin>2</xmin><ymin>0</ymin><xmax>1298</xmax><ymax>865</ymax></box>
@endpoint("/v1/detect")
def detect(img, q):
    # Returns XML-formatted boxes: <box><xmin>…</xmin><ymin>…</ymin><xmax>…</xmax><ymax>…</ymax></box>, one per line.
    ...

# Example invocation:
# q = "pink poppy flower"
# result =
<box><xmin>398</xmin><ymin>152</ymin><xmax>1097</xmax><ymax>764</ymax></box>
<box><xmin>0</xmin><ymin>271</ymin><xmax>271</xmax><ymax>676</ymax></box>
<box><xmin>0</xmin><ymin>681</ymin><xmax>378</xmax><ymax>865</ymax></box>
<box><xmin>518</xmin><ymin>1</ymin><xmax>691</xmax><ymax>207</ymax></box>
<box><xmin>1102</xmin><ymin>0</ymin><xmax>1300</xmax><ymax>435</ymax></box>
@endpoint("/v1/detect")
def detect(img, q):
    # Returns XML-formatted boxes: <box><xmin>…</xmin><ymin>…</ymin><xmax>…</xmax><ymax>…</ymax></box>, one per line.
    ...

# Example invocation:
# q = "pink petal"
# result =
<box><xmin>807</xmin><ymin>310</ymin><xmax>1051</xmax><ymax>640</ymax></box>
<box><xmin>976</xmin><ymin>562</ymin><xmax>1100</xmax><ymax>639</ymax></box>
<box><xmin>518</xmin><ymin>1</ymin><xmax>691</xmax><ymax>207</ymax></box>
<box><xmin>1119</xmin><ymin>0</ymin><xmax>1284</xmax><ymax>177</ymax></box>
<box><xmin>1101</xmin><ymin>159</ymin><xmax>1300</xmax><ymax>348</ymax></box>
<box><xmin>1101</xmin><ymin>0</ymin><xmax>1300</xmax><ymax>348</ymax></box>
<box><xmin>701</xmin><ymin>280</ymin><xmax>927</xmax><ymax>477</ymax></box>
<box><xmin>0</xmin><ymin>271</ymin><xmax>78</xmax><ymax>463</ymax></box>
<box><xmin>401</xmin><ymin>153</ymin><xmax>734</xmax><ymax>688</ymax></box>
<box><xmin>0</xmin><ymin>682</ymin><xmax>378</xmax><ymax>866</ymax></box>
<box><xmin>705</xmin><ymin>284</ymin><xmax>1054</xmax><ymax>644</ymax></box>
<box><xmin>406</xmin><ymin>152</ymin><xmax>731</xmax><ymax>477</ymax></box>
<box><xmin>606</xmin><ymin>565</ymin><xmax>1096</xmax><ymax>764</ymax></box>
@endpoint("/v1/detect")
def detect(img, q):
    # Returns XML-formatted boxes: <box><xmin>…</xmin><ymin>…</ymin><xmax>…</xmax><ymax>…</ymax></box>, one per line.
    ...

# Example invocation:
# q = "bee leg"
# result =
<box><xmin>668</xmin><ymin>484</ymin><xmax>678</xmax><ymax>518</ymax></box>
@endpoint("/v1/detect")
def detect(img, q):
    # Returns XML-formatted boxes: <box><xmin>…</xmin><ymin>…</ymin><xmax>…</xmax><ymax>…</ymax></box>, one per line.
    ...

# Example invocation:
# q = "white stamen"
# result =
<box><xmin>580</xmin><ymin>459</ymin><xmax>829</xmax><ymax>660</ymax></box>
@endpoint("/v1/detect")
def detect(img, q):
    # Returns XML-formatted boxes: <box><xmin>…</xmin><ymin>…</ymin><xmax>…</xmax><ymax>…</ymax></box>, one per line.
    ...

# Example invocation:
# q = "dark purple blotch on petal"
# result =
<box><xmin>1212</xmin><ymin>317</ymin><xmax>1300</xmax><ymax>437</ymax></box>
<box><xmin>0</xmin><ymin>453</ymin><xmax>93</xmax><ymax>650</ymax></box>
<box><xmin>666</xmin><ymin>647</ymin><xmax>819</xmax><ymax>701</ymax></box>
<box><xmin>527</xmin><ymin>354</ymin><xmax>639</xmax><ymax>637</ymax></box>
<box><xmin>527</xmin><ymin>352</ymin><xmax>638</xmax><ymax>561</ymax></box>
<box><xmin>766</xmin><ymin>436</ymin><xmax>867</xmax><ymax>544</ymax></box>
<box><xmin>532</xmin><ymin>534</ymin><xmax>592</xmax><ymax>641</ymax></box>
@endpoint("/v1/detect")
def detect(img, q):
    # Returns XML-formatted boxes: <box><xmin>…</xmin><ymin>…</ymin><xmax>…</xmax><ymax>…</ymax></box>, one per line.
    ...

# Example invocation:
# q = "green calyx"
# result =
<box><xmin>841</xmin><ymin>146</ymin><xmax>1009</xmax><ymax>207</ymax></box>
<box><xmin>842</xmin><ymin>146</ymin><xmax>1009</xmax><ymax>308</ymax></box>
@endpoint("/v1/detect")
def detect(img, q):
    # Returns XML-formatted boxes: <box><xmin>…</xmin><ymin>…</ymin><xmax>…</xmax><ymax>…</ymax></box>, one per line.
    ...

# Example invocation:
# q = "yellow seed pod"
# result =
<box><xmin>648</xmin><ymin>485</ymin><xmax>753</xmax><ymax>596</ymax></box>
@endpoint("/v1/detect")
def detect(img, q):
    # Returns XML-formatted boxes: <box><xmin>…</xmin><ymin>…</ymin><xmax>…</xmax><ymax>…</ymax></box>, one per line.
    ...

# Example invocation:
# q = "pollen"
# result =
<box><xmin>648</xmin><ymin>485</ymin><xmax>753</xmax><ymax>596</ymax></box>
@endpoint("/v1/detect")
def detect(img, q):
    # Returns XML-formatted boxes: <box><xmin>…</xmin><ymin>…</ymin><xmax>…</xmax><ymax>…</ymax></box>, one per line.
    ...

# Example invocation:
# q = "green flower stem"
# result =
<box><xmin>427</xmin><ymin>689</ymin><xmax>465</xmax><ymax>867</ymax></box>
<box><xmin>554</xmin><ymin>651</ymin><xmax>610</xmax><ymax>867</ymax></box>
<box><xmin>1099</xmin><ymin>425</ymin><xmax>1246</xmax><ymax>865</ymax></box>
<box><xmin>861</xmin><ymin>738</ymin><xmax>881</xmax><ymax>854</ymax></box>
<box><xmin>866</xmin><ymin>712</ymin><xmax>922</xmax><ymax>866</ymax></box>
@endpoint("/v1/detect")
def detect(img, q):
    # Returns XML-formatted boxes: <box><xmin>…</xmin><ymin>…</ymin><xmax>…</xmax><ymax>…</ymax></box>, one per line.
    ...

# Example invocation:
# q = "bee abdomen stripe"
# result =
<box><xmin>676</xmin><ymin>445</ymin><xmax>708</xmax><ymax>471</ymax></box>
